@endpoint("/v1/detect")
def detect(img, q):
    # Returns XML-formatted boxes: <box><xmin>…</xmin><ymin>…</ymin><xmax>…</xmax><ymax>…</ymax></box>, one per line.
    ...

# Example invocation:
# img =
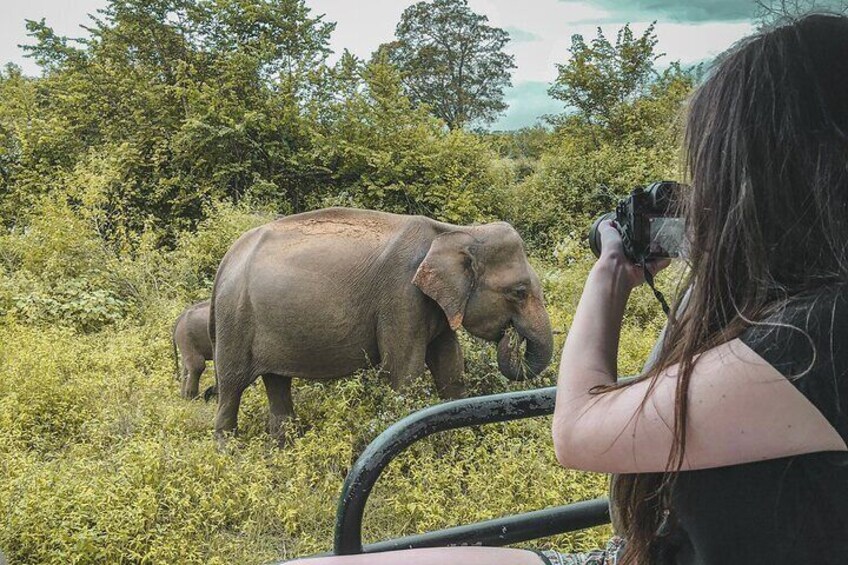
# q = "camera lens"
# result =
<box><xmin>588</xmin><ymin>211</ymin><xmax>616</xmax><ymax>258</ymax></box>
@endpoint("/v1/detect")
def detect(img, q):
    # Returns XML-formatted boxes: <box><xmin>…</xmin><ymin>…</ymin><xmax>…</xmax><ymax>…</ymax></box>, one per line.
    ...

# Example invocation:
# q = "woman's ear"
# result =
<box><xmin>413</xmin><ymin>232</ymin><xmax>479</xmax><ymax>331</ymax></box>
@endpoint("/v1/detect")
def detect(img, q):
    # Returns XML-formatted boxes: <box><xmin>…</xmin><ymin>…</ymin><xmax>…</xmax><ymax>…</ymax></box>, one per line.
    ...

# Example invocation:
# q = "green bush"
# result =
<box><xmin>166</xmin><ymin>201</ymin><xmax>276</xmax><ymax>299</ymax></box>
<box><xmin>0</xmin><ymin>318</ymin><xmax>622</xmax><ymax>563</ymax></box>
<box><xmin>0</xmin><ymin>274</ymin><xmax>127</xmax><ymax>332</ymax></box>
<box><xmin>0</xmin><ymin>235</ymin><xmax>673</xmax><ymax>563</ymax></box>
<box><xmin>495</xmin><ymin>134</ymin><xmax>683</xmax><ymax>252</ymax></box>
<box><xmin>313</xmin><ymin>60</ymin><xmax>505</xmax><ymax>225</ymax></box>
<box><xmin>0</xmin><ymin>196</ymin><xmax>134</xmax><ymax>331</ymax></box>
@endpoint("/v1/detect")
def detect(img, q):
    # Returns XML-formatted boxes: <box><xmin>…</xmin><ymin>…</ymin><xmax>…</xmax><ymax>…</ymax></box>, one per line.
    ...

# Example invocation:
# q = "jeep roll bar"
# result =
<box><xmin>332</xmin><ymin>386</ymin><xmax>612</xmax><ymax>556</ymax></box>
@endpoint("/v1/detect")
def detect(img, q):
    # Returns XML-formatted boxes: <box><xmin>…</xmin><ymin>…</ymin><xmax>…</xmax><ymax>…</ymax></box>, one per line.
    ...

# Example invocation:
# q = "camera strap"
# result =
<box><xmin>641</xmin><ymin>261</ymin><xmax>671</xmax><ymax>317</ymax></box>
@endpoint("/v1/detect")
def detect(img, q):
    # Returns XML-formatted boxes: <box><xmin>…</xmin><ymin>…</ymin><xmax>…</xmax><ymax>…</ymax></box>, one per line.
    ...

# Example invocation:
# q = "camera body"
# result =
<box><xmin>588</xmin><ymin>181</ymin><xmax>686</xmax><ymax>263</ymax></box>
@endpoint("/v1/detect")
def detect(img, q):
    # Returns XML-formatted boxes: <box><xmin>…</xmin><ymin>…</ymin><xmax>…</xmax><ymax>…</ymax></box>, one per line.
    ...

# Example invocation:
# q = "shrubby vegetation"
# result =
<box><xmin>0</xmin><ymin>201</ymin><xmax>677</xmax><ymax>562</ymax></box>
<box><xmin>0</xmin><ymin>0</ymin><xmax>689</xmax><ymax>562</ymax></box>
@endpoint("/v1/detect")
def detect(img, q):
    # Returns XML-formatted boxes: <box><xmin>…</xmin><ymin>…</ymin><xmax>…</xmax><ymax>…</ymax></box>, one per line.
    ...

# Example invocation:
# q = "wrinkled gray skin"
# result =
<box><xmin>172</xmin><ymin>300</ymin><xmax>214</xmax><ymax>399</ymax></box>
<box><xmin>210</xmin><ymin>208</ymin><xmax>554</xmax><ymax>444</ymax></box>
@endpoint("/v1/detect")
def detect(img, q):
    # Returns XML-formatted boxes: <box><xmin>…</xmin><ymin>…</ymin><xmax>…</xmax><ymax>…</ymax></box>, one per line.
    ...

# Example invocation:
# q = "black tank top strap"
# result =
<box><xmin>737</xmin><ymin>283</ymin><xmax>848</xmax><ymax>441</ymax></box>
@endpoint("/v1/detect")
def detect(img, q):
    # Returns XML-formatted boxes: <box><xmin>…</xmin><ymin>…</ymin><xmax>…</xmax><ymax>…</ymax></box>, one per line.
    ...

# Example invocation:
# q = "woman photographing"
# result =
<box><xmin>553</xmin><ymin>12</ymin><xmax>848</xmax><ymax>564</ymax></box>
<box><xmin>294</xmin><ymin>12</ymin><xmax>848</xmax><ymax>565</ymax></box>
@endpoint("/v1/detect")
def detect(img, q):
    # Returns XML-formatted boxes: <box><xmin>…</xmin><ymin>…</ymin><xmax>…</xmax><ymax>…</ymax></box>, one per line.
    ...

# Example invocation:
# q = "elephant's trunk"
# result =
<box><xmin>497</xmin><ymin>299</ymin><xmax>554</xmax><ymax>381</ymax></box>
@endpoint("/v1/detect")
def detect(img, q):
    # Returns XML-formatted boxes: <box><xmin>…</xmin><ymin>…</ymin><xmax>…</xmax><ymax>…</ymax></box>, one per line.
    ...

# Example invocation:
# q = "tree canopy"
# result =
<box><xmin>0</xmin><ymin>0</ymin><xmax>698</xmax><ymax>257</ymax></box>
<box><xmin>1</xmin><ymin>0</ymin><xmax>512</xmax><ymax>243</ymax></box>
<box><xmin>378</xmin><ymin>0</ymin><xmax>516</xmax><ymax>129</ymax></box>
<box><xmin>548</xmin><ymin>24</ymin><xmax>666</xmax><ymax>136</ymax></box>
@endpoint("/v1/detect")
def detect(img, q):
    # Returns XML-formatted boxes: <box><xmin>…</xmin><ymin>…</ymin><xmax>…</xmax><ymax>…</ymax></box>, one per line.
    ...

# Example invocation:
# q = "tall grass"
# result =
<box><xmin>0</xmin><ymin>203</ymin><xmax>672</xmax><ymax>563</ymax></box>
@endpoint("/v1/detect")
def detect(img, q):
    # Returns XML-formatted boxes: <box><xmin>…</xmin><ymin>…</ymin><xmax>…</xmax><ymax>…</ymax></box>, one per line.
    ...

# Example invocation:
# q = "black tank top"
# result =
<box><xmin>656</xmin><ymin>285</ymin><xmax>848</xmax><ymax>564</ymax></box>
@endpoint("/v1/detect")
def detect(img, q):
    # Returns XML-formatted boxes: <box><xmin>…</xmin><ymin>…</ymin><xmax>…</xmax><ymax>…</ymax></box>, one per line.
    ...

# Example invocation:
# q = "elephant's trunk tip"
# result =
<box><xmin>496</xmin><ymin>313</ymin><xmax>554</xmax><ymax>381</ymax></box>
<box><xmin>496</xmin><ymin>327</ymin><xmax>533</xmax><ymax>381</ymax></box>
<box><xmin>202</xmin><ymin>386</ymin><xmax>218</xmax><ymax>403</ymax></box>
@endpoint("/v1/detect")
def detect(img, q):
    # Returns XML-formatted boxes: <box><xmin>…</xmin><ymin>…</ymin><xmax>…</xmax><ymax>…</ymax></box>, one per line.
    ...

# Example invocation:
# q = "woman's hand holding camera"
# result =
<box><xmin>594</xmin><ymin>220</ymin><xmax>671</xmax><ymax>292</ymax></box>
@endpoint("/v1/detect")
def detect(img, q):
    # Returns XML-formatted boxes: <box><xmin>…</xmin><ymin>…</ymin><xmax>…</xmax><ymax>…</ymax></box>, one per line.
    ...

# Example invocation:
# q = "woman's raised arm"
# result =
<box><xmin>552</xmin><ymin>223</ymin><xmax>846</xmax><ymax>474</ymax></box>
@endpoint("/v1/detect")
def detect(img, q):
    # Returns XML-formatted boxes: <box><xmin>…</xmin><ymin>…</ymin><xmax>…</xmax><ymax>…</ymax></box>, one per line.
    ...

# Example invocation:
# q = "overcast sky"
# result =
<box><xmin>0</xmin><ymin>0</ymin><xmax>817</xmax><ymax>130</ymax></box>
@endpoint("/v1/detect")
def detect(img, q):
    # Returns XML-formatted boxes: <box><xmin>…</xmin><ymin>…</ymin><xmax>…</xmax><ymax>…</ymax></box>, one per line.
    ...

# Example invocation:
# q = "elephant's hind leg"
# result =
<box><xmin>262</xmin><ymin>374</ymin><xmax>294</xmax><ymax>447</ymax></box>
<box><xmin>213</xmin><ymin>372</ymin><xmax>251</xmax><ymax>445</ymax></box>
<box><xmin>180</xmin><ymin>354</ymin><xmax>206</xmax><ymax>400</ymax></box>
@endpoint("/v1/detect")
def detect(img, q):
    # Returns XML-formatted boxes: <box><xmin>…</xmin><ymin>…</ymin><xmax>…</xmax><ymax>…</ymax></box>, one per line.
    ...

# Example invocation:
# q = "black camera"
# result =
<box><xmin>588</xmin><ymin>181</ymin><xmax>687</xmax><ymax>263</ymax></box>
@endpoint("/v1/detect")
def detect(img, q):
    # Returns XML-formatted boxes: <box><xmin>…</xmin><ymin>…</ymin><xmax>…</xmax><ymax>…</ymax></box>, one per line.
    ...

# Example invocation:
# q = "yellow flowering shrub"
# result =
<box><xmin>0</xmin><ymin>245</ymin><xmax>671</xmax><ymax>563</ymax></box>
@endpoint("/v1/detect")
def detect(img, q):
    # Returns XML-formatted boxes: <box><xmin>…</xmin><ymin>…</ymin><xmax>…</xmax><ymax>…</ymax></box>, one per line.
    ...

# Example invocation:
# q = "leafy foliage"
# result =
<box><xmin>312</xmin><ymin>57</ymin><xmax>505</xmax><ymax>223</ymax></box>
<box><xmin>378</xmin><ymin>0</ymin><xmax>516</xmax><ymax>129</ymax></box>
<box><xmin>0</xmin><ymin>241</ymin><xmax>673</xmax><ymax>563</ymax></box>
<box><xmin>0</xmin><ymin>0</ymin><xmax>510</xmax><ymax>240</ymax></box>
<box><xmin>0</xmin><ymin>0</ymin><xmax>693</xmax><ymax>561</ymax></box>
<box><xmin>496</xmin><ymin>25</ymin><xmax>696</xmax><ymax>249</ymax></box>
<box><xmin>550</xmin><ymin>23</ymin><xmax>672</xmax><ymax>142</ymax></box>
<box><xmin>5</xmin><ymin>0</ymin><xmax>336</xmax><ymax>238</ymax></box>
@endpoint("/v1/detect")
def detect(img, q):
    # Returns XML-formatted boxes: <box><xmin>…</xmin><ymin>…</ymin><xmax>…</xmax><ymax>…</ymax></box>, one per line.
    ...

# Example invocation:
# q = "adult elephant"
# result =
<box><xmin>172</xmin><ymin>300</ymin><xmax>213</xmax><ymax>399</ymax></box>
<box><xmin>210</xmin><ymin>208</ymin><xmax>553</xmax><ymax>443</ymax></box>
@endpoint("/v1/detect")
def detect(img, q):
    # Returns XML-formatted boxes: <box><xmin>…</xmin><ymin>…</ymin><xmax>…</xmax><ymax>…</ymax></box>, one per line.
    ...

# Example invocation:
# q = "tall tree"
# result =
<box><xmin>8</xmin><ymin>0</ymin><xmax>336</xmax><ymax>236</ymax></box>
<box><xmin>378</xmin><ymin>0</ymin><xmax>515</xmax><ymax>130</ymax></box>
<box><xmin>548</xmin><ymin>24</ymin><xmax>663</xmax><ymax>137</ymax></box>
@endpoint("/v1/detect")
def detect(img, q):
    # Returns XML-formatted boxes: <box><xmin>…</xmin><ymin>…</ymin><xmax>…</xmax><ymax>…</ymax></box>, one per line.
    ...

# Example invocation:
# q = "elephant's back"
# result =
<box><xmin>262</xmin><ymin>207</ymin><xmax>409</xmax><ymax>255</ymax></box>
<box><xmin>174</xmin><ymin>303</ymin><xmax>211</xmax><ymax>360</ymax></box>
<box><xmin>184</xmin><ymin>302</ymin><xmax>213</xmax><ymax>359</ymax></box>
<box><xmin>240</xmin><ymin>208</ymin><xmax>431</xmax><ymax>282</ymax></box>
<box><xmin>210</xmin><ymin>208</ymin><xmax>433</xmax><ymax>377</ymax></box>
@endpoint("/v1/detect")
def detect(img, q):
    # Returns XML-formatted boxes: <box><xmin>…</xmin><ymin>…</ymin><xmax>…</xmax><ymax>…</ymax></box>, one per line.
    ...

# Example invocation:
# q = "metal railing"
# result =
<box><xmin>332</xmin><ymin>386</ymin><xmax>611</xmax><ymax>556</ymax></box>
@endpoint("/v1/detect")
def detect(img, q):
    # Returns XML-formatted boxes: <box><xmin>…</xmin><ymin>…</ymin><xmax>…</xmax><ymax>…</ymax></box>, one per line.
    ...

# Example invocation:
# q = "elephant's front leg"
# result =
<box><xmin>426</xmin><ymin>330</ymin><xmax>467</xmax><ymax>400</ymax></box>
<box><xmin>382</xmin><ymin>348</ymin><xmax>428</xmax><ymax>392</ymax></box>
<box><xmin>377</xmin><ymin>323</ymin><xmax>428</xmax><ymax>392</ymax></box>
<box><xmin>262</xmin><ymin>375</ymin><xmax>294</xmax><ymax>447</ymax></box>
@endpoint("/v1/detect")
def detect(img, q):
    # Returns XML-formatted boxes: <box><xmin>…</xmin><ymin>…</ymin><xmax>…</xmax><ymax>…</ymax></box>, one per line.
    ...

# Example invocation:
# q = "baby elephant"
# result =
<box><xmin>172</xmin><ymin>300</ymin><xmax>213</xmax><ymax>399</ymax></box>
<box><xmin>210</xmin><ymin>207</ymin><xmax>554</xmax><ymax>445</ymax></box>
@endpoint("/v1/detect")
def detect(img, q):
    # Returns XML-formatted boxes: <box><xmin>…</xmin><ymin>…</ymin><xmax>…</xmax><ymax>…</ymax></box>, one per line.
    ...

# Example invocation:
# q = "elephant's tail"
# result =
<box><xmin>203</xmin><ymin>277</ymin><xmax>219</xmax><ymax>403</ymax></box>
<box><xmin>208</xmin><ymin>294</ymin><xmax>216</xmax><ymax>357</ymax></box>
<box><xmin>171</xmin><ymin>314</ymin><xmax>182</xmax><ymax>381</ymax></box>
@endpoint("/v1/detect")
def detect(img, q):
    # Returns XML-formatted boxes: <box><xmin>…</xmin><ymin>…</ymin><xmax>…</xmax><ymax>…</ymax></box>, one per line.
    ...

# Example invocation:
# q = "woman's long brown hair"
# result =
<box><xmin>600</xmin><ymin>14</ymin><xmax>848</xmax><ymax>564</ymax></box>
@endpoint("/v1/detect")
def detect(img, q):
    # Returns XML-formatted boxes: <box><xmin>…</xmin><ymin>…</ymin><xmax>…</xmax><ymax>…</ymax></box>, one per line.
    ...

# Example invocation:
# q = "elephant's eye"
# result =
<box><xmin>510</xmin><ymin>285</ymin><xmax>528</xmax><ymax>301</ymax></box>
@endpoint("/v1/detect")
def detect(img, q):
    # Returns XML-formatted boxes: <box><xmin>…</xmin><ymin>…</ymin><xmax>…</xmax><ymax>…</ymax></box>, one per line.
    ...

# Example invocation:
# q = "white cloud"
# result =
<box><xmin>652</xmin><ymin>21</ymin><xmax>754</xmax><ymax>65</ymax></box>
<box><xmin>1</xmin><ymin>0</ymin><xmax>106</xmax><ymax>76</ymax></box>
<box><xmin>308</xmin><ymin>0</ymin><xmax>409</xmax><ymax>63</ymax></box>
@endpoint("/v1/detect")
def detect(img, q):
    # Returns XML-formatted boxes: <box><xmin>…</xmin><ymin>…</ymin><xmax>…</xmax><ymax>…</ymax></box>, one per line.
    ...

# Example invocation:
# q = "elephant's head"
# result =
<box><xmin>413</xmin><ymin>222</ymin><xmax>554</xmax><ymax>381</ymax></box>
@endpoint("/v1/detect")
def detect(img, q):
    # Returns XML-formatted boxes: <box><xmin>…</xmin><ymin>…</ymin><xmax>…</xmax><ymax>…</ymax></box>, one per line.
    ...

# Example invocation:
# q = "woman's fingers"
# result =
<box><xmin>597</xmin><ymin>220</ymin><xmax>625</xmax><ymax>258</ymax></box>
<box><xmin>595</xmin><ymin>220</ymin><xmax>672</xmax><ymax>285</ymax></box>
<box><xmin>646</xmin><ymin>258</ymin><xmax>672</xmax><ymax>275</ymax></box>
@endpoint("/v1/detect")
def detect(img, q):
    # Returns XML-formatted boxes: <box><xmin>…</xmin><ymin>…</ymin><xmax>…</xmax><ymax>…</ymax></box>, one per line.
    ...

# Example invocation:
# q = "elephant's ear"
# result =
<box><xmin>413</xmin><ymin>232</ymin><xmax>478</xmax><ymax>331</ymax></box>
